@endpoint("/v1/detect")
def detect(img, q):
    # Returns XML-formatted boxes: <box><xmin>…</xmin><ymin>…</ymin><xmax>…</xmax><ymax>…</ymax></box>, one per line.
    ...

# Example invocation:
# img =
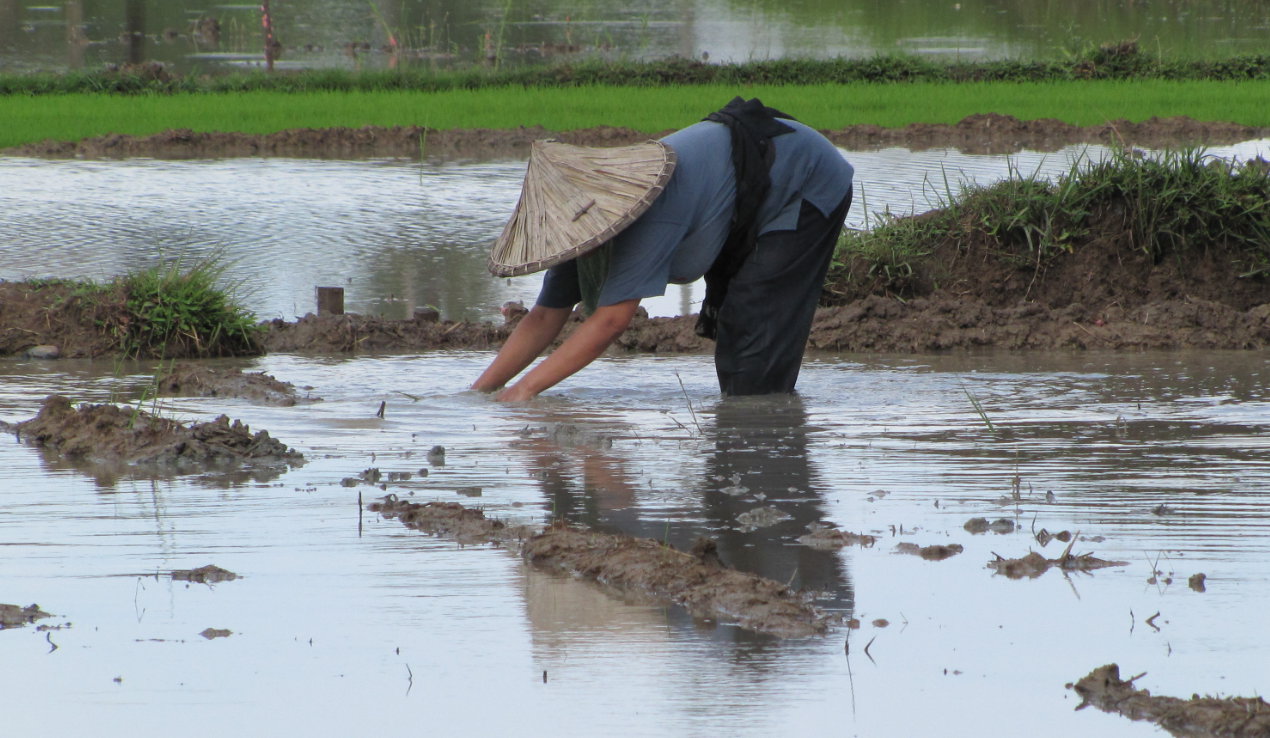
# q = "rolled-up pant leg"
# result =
<box><xmin>714</xmin><ymin>189</ymin><xmax>852</xmax><ymax>395</ymax></box>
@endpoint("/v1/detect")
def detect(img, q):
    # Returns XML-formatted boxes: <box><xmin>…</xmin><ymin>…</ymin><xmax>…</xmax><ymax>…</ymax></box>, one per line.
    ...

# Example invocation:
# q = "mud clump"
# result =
<box><xmin>524</xmin><ymin>523</ymin><xmax>835</xmax><ymax>638</ymax></box>
<box><xmin>1072</xmin><ymin>664</ymin><xmax>1270</xmax><ymax>737</ymax></box>
<box><xmin>157</xmin><ymin>363</ymin><xmax>317</xmax><ymax>406</ymax></box>
<box><xmin>798</xmin><ymin>523</ymin><xmax>878</xmax><ymax>550</ymax></box>
<box><xmin>1</xmin><ymin>603</ymin><xmax>52</xmax><ymax>629</ymax></box>
<box><xmin>369</xmin><ymin>496</ymin><xmax>534</xmax><ymax>546</ymax></box>
<box><xmin>5</xmin><ymin>395</ymin><xmax>304</xmax><ymax>474</ymax></box>
<box><xmin>172</xmin><ymin>565</ymin><xmax>239</xmax><ymax>584</ymax></box>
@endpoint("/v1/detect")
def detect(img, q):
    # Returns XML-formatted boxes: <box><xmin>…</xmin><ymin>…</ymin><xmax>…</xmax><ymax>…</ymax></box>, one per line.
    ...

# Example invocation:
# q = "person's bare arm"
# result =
<box><xmin>471</xmin><ymin>304</ymin><xmax>572</xmax><ymax>392</ymax></box>
<box><xmin>494</xmin><ymin>299</ymin><xmax>640</xmax><ymax>401</ymax></box>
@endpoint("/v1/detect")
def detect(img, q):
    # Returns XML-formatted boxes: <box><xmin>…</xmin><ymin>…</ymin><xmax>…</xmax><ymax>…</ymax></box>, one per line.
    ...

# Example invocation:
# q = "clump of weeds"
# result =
<box><xmin>825</xmin><ymin>147</ymin><xmax>1270</xmax><ymax>300</ymax></box>
<box><xmin>117</xmin><ymin>256</ymin><xmax>262</xmax><ymax>359</ymax></box>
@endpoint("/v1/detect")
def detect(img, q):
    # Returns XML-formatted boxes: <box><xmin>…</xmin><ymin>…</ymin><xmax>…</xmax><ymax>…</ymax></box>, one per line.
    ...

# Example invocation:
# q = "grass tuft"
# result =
<box><xmin>117</xmin><ymin>258</ymin><xmax>262</xmax><ymax>359</ymax></box>
<box><xmin>828</xmin><ymin>148</ymin><xmax>1270</xmax><ymax>298</ymax></box>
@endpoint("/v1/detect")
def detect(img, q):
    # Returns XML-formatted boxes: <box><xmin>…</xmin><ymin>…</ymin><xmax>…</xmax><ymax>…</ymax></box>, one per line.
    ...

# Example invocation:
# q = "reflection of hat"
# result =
<box><xmin>488</xmin><ymin>139</ymin><xmax>677</xmax><ymax>277</ymax></box>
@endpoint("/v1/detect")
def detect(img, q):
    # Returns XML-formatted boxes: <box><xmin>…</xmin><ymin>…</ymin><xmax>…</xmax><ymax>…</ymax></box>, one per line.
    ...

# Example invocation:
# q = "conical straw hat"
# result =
<box><xmin>488</xmin><ymin>139</ymin><xmax>677</xmax><ymax>277</ymax></box>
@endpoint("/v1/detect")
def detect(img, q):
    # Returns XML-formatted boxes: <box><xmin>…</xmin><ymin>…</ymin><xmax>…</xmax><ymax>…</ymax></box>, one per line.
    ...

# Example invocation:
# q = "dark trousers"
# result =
<box><xmin>714</xmin><ymin>189</ymin><xmax>852</xmax><ymax>395</ymax></box>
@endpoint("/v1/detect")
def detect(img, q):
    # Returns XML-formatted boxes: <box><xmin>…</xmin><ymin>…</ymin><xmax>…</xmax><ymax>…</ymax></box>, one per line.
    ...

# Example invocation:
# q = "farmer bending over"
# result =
<box><xmin>472</xmin><ymin>97</ymin><xmax>854</xmax><ymax>401</ymax></box>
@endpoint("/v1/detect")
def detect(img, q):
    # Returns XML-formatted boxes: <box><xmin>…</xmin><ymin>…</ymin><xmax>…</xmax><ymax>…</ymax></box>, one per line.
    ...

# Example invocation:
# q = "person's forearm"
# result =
<box><xmin>496</xmin><ymin>300</ymin><xmax>638</xmax><ymax>401</ymax></box>
<box><xmin>471</xmin><ymin>305</ymin><xmax>571</xmax><ymax>392</ymax></box>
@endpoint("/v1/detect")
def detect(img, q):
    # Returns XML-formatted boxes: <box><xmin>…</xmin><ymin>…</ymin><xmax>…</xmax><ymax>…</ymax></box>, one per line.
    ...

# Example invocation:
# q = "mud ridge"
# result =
<box><xmin>6</xmin><ymin>114</ymin><xmax>1266</xmax><ymax>160</ymax></box>
<box><xmin>1072</xmin><ymin>664</ymin><xmax>1270</xmax><ymax>737</ymax></box>
<box><xmin>369</xmin><ymin>496</ymin><xmax>835</xmax><ymax>638</ymax></box>
<box><xmin>3</xmin><ymin>395</ymin><xmax>304</xmax><ymax>473</ymax></box>
<box><xmin>157</xmin><ymin>363</ymin><xmax>318</xmax><ymax>406</ymax></box>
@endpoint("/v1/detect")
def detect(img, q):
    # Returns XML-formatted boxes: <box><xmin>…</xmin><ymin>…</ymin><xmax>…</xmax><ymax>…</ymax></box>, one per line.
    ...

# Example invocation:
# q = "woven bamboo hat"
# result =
<box><xmin>487</xmin><ymin>139</ymin><xmax>677</xmax><ymax>277</ymax></box>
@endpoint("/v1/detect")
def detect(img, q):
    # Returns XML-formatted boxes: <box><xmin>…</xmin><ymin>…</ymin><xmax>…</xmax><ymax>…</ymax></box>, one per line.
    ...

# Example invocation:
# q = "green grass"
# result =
<box><xmin>827</xmin><ymin>148</ymin><xmax>1270</xmax><ymax>299</ymax></box>
<box><xmin>118</xmin><ymin>258</ymin><xmax>262</xmax><ymax>359</ymax></box>
<box><xmin>2</xmin><ymin>79</ymin><xmax>1268</xmax><ymax>149</ymax></box>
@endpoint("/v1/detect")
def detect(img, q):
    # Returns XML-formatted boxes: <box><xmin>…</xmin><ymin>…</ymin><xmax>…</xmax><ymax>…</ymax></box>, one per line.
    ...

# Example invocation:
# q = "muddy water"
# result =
<box><xmin>2</xmin><ymin>139</ymin><xmax>1268</xmax><ymax>325</ymax></box>
<box><xmin>1</xmin><ymin>349</ymin><xmax>1268</xmax><ymax>737</ymax></box>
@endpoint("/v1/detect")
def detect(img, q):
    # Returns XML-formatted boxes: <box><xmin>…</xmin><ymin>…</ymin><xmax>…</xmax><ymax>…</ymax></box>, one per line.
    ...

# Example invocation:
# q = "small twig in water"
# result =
<box><xmin>962</xmin><ymin>385</ymin><xmax>995</xmax><ymax>433</ymax></box>
<box><xmin>674</xmin><ymin>372</ymin><xmax>703</xmax><ymax>435</ymax></box>
<box><xmin>864</xmin><ymin>636</ymin><xmax>877</xmax><ymax>664</ymax></box>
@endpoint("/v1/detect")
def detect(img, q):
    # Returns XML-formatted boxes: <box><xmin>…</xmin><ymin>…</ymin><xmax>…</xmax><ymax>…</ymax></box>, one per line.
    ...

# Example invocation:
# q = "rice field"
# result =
<box><xmin>2</xmin><ymin>79</ymin><xmax>1269</xmax><ymax>149</ymax></box>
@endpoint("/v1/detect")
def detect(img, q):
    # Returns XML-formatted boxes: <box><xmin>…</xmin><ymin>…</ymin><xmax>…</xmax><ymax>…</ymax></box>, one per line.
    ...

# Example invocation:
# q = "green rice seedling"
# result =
<box><xmin>4</xmin><ymin>78</ymin><xmax>1270</xmax><ymax>150</ymax></box>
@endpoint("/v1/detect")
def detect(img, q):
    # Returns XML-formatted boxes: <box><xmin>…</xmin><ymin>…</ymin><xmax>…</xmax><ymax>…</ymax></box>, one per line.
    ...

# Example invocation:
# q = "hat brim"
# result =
<box><xmin>487</xmin><ymin>139</ymin><xmax>677</xmax><ymax>277</ymax></box>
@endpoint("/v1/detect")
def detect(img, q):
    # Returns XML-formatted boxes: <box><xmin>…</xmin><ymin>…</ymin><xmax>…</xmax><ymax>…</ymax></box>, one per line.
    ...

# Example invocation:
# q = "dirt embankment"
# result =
<box><xmin>369</xmin><ymin>497</ymin><xmax>835</xmax><ymax>638</ymax></box>
<box><xmin>3</xmin><ymin>115</ymin><xmax>1269</xmax><ymax>357</ymax></box>
<box><xmin>7</xmin><ymin>113</ymin><xmax>1266</xmax><ymax>159</ymax></box>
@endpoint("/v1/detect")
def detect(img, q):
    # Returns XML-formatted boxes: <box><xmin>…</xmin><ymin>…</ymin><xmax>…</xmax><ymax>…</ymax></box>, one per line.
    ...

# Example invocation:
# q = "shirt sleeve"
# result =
<box><xmin>536</xmin><ymin>261</ymin><xmax>582</xmax><ymax>309</ymax></box>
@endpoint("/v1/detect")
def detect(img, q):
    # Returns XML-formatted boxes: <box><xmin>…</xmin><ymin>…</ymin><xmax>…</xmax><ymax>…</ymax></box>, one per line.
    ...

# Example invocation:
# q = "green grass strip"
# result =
<box><xmin>3</xmin><ymin>79</ymin><xmax>1269</xmax><ymax>149</ymax></box>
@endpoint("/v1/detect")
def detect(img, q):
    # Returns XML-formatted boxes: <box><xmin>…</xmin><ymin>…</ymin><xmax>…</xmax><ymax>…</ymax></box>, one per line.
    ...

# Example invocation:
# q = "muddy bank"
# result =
<box><xmin>6</xmin><ymin>114</ymin><xmax>1266</xmax><ymax>160</ymax></box>
<box><xmin>1073</xmin><ymin>664</ymin><xmax>1270</xmax><ymax>737</ymax></box>
<box><xmin>2</xmin><ymin>395</ymin><xmax>304</xmax><ymax>475</ymax></box>
<box><xmin>369</xmin><ymin>496</ymin><xmax>834</xmax><ymax>638</ymax></box>
<box><xmin>157</xmin><ymin>363</ymin><xmax>318</xmax><ymax>406</ymax></box>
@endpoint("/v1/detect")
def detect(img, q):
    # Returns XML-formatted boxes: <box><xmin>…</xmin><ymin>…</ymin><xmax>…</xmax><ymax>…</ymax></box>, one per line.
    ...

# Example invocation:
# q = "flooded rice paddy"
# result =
<box><xmin>4</xmin><ymin>140</ymin><xmax>1270</xmax><ymax>735</ymax></box>
<box><xmin>2</xmin><ymin>348</ymin><xmax>1269</xmax><ymax>737</ymax></box>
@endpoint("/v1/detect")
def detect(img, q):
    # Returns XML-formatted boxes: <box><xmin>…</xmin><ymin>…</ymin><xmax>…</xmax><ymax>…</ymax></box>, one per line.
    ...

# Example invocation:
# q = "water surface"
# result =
<box><xmin>1</xmin><ymin>349</ymin><xmax>1267</xmax><ymax>737</ymax></box>
<box><xmin>3</xmin><ymin>139</ymin><xmax>1267</xmax><ymax>323</ymax></box>
<box><xmin>3</xmin><ymin>0</ymin><xmax>1268</xmax><ymax>74</ymax></box>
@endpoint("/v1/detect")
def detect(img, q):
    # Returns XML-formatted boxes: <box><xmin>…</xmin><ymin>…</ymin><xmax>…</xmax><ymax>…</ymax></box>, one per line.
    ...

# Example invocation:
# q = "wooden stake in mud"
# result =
<box><xmin>261</xmin><ymin>0</ymin><xmax>276</xmax><ymax>72</ymax></box>
<box><xmin>316</xmin><ymin>286</ymin><xmax>344</xmax><ymax>316</ymax></box>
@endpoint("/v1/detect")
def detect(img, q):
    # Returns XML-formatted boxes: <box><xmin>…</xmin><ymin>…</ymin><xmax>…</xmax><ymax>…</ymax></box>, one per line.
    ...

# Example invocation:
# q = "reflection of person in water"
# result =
<box><xmin>515</xmin><ymin>394</ymin><xmax>854</xmax><ymax>629</ymax></box>
<box><xmin>697</xmin><ymin>395</ymin><xmax>851</xmax><ymax>604</ymax></box>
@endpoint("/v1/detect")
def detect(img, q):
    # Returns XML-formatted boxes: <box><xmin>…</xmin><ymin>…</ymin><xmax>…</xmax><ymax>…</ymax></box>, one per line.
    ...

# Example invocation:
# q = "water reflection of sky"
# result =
<box><xmin>1</xmin><ymin>139</ymin><xmax>1266</xmax><ymax>323</ymax></box>
<box><xmin>3</xmin><ymin>0</ymin><xmax>1269</xmax><ymax>73</ymax></box>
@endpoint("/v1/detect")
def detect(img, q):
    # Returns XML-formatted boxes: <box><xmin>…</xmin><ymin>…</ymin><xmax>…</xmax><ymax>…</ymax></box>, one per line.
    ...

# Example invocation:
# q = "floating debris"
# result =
<box><xmin>456</xmin><ymin>486</ymin><xmax>483</xmax><ymax>497</ymax></box>
<box><xmin>735</xmin><ymin>506</ymin><xmax>792</xmax><ymax>532</ymax></box>
<box><xmin>964</xmin><ymin>517</ymin><xmax>1015</xmax><ymax>534</ymax></box>
<box><xmin>0</xmin><ymin>603</ymin><xmax>52</xmax><ymax>629</ymax></box>
<box><xmin>1035</xmin><ymin>528</ymin><xmax>1073</xmax><ymax>547</ymax></box>
<box><xmin>798</xmin><ymin>522</ymin><xmax>877</xmax><ymax>550</ymax></box>
<box><xmin>896</xmin><ymin>542</ymin><xmax>964</xmax><ymax>561</ymax></box>
<box><xmin>172</xmin><ymin>565</ymin><xmax>239</xmax><ymax>584</ymax></box>
<box><xmin>1072</xmin><ymin>663</ymin><xmax>1270</xmax><ymax>737</ymax></box>
<box><xmin>988</xmin><ymin>539</ymin><xmax>1127</xmax><ymax>579</ymax></box>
